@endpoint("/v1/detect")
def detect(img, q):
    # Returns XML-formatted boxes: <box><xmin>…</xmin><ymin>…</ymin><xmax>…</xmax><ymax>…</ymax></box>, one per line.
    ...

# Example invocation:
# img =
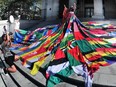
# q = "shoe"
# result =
<box><xmin>0</xmin><ymin>68</ymin><xmax>4</xmax><ymax>74</ymax></box>
<box><xmin>0</xmin><ymin>68</ymin><xmax>8</xmax><ymax>76</ymax></box>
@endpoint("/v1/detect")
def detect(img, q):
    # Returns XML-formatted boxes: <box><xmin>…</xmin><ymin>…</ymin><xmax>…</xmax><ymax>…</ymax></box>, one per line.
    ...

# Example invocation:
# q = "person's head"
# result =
<box><xmin>9</xmin><ymin>32</ymin><xmax>13</xmax><ymax>36</ymax></box>
<box><xmin>1</xmin><ymin>34</ymin><xmax>7</xmax><ymax>41</ymax></box>
<box><xmin>9</xmin><ymin>32</ymin><xmax>14</xmax><ymax>41</ymax></box>
<box><xmin>69</xmin><ymin>6</ymin><xmax>75</xmax><ymax>12</ymax></box>
<box><xmin>69</xmin><ymin>3</ymin><xmax>76</xmax><ymax>12</ymax></box>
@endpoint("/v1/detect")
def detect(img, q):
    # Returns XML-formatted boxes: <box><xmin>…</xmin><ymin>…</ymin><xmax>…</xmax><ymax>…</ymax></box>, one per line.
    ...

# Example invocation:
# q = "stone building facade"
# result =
<box><xmin>43</xmin><ymin>0</ymin><xmax>116</xmax><ymax>20</ymax></box>
<box><xmin>76</xmin><ymin>0</ymin><xmax>116</xmax><ymax>19</ymax></box>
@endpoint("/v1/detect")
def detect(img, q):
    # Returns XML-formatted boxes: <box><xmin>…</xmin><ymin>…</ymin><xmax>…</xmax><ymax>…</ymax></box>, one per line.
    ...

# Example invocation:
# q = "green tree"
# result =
<box><xmin>0</xmin><ymin>0</ymin><xmax>42</xmax><ymax>20</ymax></box>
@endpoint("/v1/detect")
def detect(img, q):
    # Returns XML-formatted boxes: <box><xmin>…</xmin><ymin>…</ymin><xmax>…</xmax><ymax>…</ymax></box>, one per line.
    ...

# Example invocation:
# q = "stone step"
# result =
<box><xmin>10</xmin><ymin>69</ymin><xmax>37</xmax><ymax>87</ymax></box>
<box><xmin>0</xmin><ymin>56</ymin><xmax>19</xmax><ymax>87</ymax></box>
<box><xmin>1</xmin><ymin>54</ymin><xmax>38</xmax><ymax>87</ymax></box>
<box><xmin>0</xmin><ymin>58</ymin><xmax>6</xmax><ymax>87</ymax></box>
<box><xmin>0</xmin><ymin>73</ymin><xmax>17</xmax><ymax>87</ymax></box>
<box><xmin>7</xmin><ymin>50</ymin><xmax>116</xmax><ymax>87</ymax></box>
<box><xmin>14</xmin><ymin>60</ymin><xmax>46</xmax><ymax>87</ymax></box>
<box><xmin>14</xmin><ymin>59</ymin><xmax>80</xmax><ymax>87</ymax></box>
<box><xmin>10</xmin><ymin>51</ymin><xmax>102</xmax><ymax>87</ymax></box>
<box><xmin>11</xmin><ymin>48</ymin><xmax>84</xmax><ymax>87</ymax></box>
<box><xmin>0</xmin><ymin>75</ymin><xmax>6</xmax><ymax>87</ymax></box>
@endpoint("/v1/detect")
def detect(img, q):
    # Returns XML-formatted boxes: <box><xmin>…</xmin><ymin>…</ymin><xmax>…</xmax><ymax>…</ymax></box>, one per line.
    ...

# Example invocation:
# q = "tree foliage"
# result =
<box><xmin>0</xmin><ymin>0</ymin><xmax>42</xmax><ymax>20</ymax></box>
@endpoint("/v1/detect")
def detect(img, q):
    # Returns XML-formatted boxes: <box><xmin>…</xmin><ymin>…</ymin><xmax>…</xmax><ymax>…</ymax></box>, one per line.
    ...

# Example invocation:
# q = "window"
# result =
<box><xmin>85</xmin><ymin>7</ymin><xmax>94</xmax><ymax>17</ymax></box>
<box><xmin>77</xmin><ymin>0</ymin><xmax>80</xmax><ymax>4</ymax></box>
<box><xmin>85</xmin><ymin>0</ymin><xmax>93</xmax><ymax>4</ymax></box>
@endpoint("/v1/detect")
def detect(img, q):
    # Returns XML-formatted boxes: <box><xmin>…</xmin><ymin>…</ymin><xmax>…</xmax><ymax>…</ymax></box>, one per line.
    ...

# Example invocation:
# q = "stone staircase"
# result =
<box><xmin>1</xmin><ymin>54</ymin><xmax>116</xmax><ymax>87</ymax></box>
<box><xmin>0</xmin><ymin>53</ymin><xmax>77</xmax><ymax>87</ymax></box>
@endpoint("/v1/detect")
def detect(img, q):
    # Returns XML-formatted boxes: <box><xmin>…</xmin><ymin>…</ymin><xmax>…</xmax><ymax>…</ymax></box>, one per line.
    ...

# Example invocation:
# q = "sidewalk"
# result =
<box><xmin>73</xmin><ymin>63</ymin><xmax>116</xmax><ymax>87</ymax></box>
<box><xmin>93</xmin><ymin>63</ymin><xmax>116</xmax><ymax>86</ymax></box>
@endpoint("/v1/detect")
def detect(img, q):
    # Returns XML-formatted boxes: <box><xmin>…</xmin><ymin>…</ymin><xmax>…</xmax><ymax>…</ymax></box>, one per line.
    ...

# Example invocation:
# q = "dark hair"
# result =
<box><xmin>1</xmin><ymin>34</ymin><xmax>6</xmax><ymax>41</ymax></box>
<box><xmin>9</xmin><ymin>32</ymin><xmax>13</xmax><ymax>35</ymax></box>
<box><xmin>69</xmin><ymin>6</ymin><xmax>75</xmax><ymax>12</ymax></box>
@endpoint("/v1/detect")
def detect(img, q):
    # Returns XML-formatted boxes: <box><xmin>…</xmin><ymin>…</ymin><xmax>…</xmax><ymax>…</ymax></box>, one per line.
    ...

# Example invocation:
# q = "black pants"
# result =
<box><xmin>5</xmin><ymin>55</ymin><xmax>15</xmax><ymax>67</ymax></box>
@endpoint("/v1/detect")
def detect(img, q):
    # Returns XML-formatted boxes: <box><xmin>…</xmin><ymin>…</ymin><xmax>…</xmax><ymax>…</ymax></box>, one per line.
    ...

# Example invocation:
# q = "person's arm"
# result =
<box><xmin>62</xmin><ymin>5</ymin><xmax>68</xmax><ymax>23</ymax></box>
<box><xmin>4</xmin><ymin>32</ymin><xmax>12</xmax><ymax>47</ymax></box>
<box><xmin>73</xmin><ymin>3</ymin><xmax>76</xmax><ymax>12</ymax></box>
<box><xmin>0</xmin><ymin>42</ymin><xmax>5</xmax><ymax>54</ymax></box>
<box><xmin>0</xmin><ymin>45</ymin><xmax>3</xmax><ymax>53</ymax></box>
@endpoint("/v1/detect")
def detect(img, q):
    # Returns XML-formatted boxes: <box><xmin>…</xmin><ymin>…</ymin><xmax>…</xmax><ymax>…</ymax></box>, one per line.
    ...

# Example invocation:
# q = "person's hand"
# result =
<box><xmin>3</xmin><ymin>26</ymin><xmax>7</xmax><ymax>33</ymax></box>
<box><xmin>0</xmin><ymin>48</ymin><xmax>3</xmax><ymax>54</ymax></box>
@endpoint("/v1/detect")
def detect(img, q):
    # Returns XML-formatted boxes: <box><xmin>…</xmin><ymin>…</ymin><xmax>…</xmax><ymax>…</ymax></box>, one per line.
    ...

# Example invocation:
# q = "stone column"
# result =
<box><xmin>69</xmin><ymin>0</ymin><xmax>77</xmax><ymax>7</ymax></box>
<box><xmin>92</xmin><ymin>0</ymin><xmax>104</xmax><ymax>19</ymax></box>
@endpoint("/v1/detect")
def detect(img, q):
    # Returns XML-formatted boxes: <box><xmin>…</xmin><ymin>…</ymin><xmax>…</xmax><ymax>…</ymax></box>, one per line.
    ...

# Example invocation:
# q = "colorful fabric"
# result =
<box><xmin>10</xmin><ymin>11</ymin><xmax>116</xmax><ymax>87</ymax></box>
<box><xmin>83</xmin><ymin>21</ymin><xmax>116</xmax><ymax>29</ymax></box>
<box><xmin>83</xmin><ymin>21</ymin><xmax>116</xmax><ymax>37</ymax></box>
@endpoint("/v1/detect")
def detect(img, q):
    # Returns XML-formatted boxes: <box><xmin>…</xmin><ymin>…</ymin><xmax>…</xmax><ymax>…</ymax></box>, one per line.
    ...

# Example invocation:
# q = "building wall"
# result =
<box><xmin>104</xmin><ymin>0</ymin><xmax>116</xmax><ymax>19</ymax></box>
<box><xmin>46</xmin><ymin>0</ymin><xmax>59</xmax><ymax>20</ymax></box>
<box><xmin>77</xmin><ymin>0</ymin><xmax>85</xmax><ymax>18</ymax></box>
<box><xmin>42</xmin><ymin>0</ymin><xmax>116</xmax><ymax>20</ymax></box>
<box><xmin>41</xmin><ymin>0</ymin><xmax>46</xmax><ymax>19</ymax></box>
<box><xmin>69</xmin><ymin>0</ymin><xmax>77</xmax><ymax>7</ymax></box>
<box><xmin>75</xmin><ymin>0</ymin><xmax>116</xmax><ymax>19</ymax></box>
